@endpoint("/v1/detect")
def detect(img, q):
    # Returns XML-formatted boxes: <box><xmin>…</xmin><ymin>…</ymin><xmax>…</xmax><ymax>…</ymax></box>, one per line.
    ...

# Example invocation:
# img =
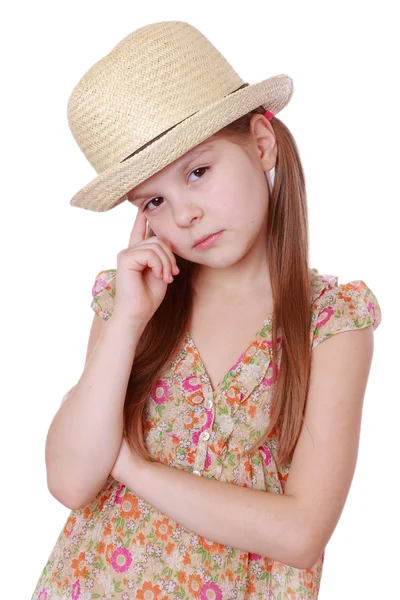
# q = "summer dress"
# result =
<box><xmin>31</xmin><ymin>267</ymin><xmax>381</xmax><ymax>600</ymax></box>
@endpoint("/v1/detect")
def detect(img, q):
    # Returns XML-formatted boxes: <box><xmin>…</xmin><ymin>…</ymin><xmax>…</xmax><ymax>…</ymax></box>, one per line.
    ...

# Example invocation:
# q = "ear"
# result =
<box><xmin>249</xmin><ymin>113</ymin><xmax>277</xmax><ymax>172</ymax></box>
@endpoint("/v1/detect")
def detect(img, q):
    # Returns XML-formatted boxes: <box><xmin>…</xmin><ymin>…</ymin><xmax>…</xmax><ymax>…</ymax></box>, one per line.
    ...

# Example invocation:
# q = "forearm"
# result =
<box><xmin>45</xmin><ymin>315</ymin><xmax>146</xmax><ymax>508</ymax></box>
<box><xmin>120</xmin><ymin>458</ymin><xmax>309</xmax><ymax>569</ymax></box>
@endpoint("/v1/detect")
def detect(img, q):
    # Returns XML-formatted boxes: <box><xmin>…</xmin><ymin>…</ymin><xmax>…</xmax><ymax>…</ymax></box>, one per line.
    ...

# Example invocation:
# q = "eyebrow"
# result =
<box><xmin>130</xmin><ymin>142</ymin><xmax>216</xmax><ymax>203</ymax></box>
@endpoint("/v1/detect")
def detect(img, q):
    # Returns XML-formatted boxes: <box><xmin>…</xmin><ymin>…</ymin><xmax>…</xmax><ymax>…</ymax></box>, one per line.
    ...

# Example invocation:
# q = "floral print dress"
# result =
<box><xmin>31</xmin><ymin>267</ymin><xmax>381</xmax><ymax>600</ymax></box>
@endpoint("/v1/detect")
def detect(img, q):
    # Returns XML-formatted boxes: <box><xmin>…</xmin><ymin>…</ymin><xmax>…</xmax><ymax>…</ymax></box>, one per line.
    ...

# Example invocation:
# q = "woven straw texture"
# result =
<box><xmin>67</xmin><ymin>21</ymin><xmax>293</xmax><ymax>212</ymax></box>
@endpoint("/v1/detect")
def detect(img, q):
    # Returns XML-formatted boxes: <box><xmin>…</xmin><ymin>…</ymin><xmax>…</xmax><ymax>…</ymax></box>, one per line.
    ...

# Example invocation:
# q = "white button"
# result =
<box><xmin>205</xmin><ymin>399</ymin><xmax>213</xmax><ymax>409</ymax></box>
<box><xmin>202</xmin><ymin>431</ymin><xmax>210</xmax><ymax>441</ymax></box>
<box><xmin>193</xmin><ymin>470</ymin><xmax>201</xmax><ymax>476</ymax></box>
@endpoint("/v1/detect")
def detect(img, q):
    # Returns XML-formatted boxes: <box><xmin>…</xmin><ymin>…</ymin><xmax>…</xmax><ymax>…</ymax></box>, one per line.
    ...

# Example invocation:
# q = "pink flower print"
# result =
<box><xmin>182</xmin><ymin>375</ymin><xmax>202</xmax><ymax>392</ymax></box>
<box><xmin>249</xmin><ymin>552</ymin><xmax>262</xmax><ymax>561</ymax></box>
<box><xmin>91</xmin><ymin>275</ymin><xmax>110</xmax><ymax>297</ymax></box>
<box><xmin>111</xmin><ymin>546</ymin><xmax>133</xmax><ymax>573</ymax></box>
<box><xmin>151</xmin><ymin>379</ymin><xmax>169</xmax><ymax>405</ymax></box>
<box><xmin>258</xmin><ymin>444</ymin><xmax>272</xmax><ymax>467</ymax></box>
<box><xmin>192</xmin><ymin>409</ymin><xmax>213</xmax><ymax>444</ymax></box>
<box><xmin>114</xmin><ymin>483</ymin><xmax>125</xmax><ymax>505</ymax></box>
<box><xmin>71</xmin><ymin>579</ymin><xmax>81</xmax><ymax>600</ymax></box>
<box><xmin>262</xmin><ymin>360</ymin><xmax>279</xmax><ymax>387</ymax></box>
<box><xmin>205</xmin><ymin>450</ymin><xmax>212</xmax><ymax>469</ymax></box>
<box><xmin>192</xmin><ymin>430</ymin><xmax>201</xmax><ymax>445</ymax></box>
<box><xmin>266</xmin><ymin>336</ymin><xmax>283</xmax><ymax>352</ymax></box>
<box><xmin>230</xmin><ymin>353</ymin><xmax>244</xmax><ymax>372</ymax></box>
<box><xmin>38</xmin><ymin>590</ymin><xmax>48</xmax><ymax>600</ymax></box>
<box><xmin>316</xmin><ymin>305</ymin><xmax>334</xmax><ymax>329</ymax></box>
<box><xmin>200</xmin><ymin>581</ymin><xmax>223</xmax><ymax>600</ymax></box>
<box><xmin>367</xmin><ymin>300</ymin><xmax>375</xmax><ymax>320</ymax></box>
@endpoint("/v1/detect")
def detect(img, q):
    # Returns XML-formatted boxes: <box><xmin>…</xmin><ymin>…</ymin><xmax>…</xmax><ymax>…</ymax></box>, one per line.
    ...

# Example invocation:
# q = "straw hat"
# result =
<box><xmin>67</xmin><ymin>21</ymin><xmax>293</xmax><ymax>212</ymax></box>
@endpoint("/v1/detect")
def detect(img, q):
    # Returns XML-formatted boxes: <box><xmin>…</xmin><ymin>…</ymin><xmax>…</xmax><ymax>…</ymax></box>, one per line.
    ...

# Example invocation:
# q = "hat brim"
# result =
<box><xmin>70</xmin><ymin>74</ymin><xmax>293</xmax><ymax>212</ymax></box>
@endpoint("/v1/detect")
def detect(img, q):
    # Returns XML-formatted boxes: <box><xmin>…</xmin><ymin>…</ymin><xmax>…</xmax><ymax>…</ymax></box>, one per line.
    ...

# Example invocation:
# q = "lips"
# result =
<box><xmin>193</xmin><ymin>231</ymin><xmax>221</xmax><ymax>248</ymax></box>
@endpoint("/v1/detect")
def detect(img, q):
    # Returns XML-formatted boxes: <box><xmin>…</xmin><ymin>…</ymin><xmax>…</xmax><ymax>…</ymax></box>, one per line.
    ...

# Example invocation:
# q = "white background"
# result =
<box><xmin>1</xmin><ymin>1</ymin><xmax>398</xmax><ymax>598</ymax></box>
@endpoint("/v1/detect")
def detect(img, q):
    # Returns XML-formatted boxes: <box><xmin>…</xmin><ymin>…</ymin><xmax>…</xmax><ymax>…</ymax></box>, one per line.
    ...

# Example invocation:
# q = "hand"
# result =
<box><xmin>111</xmin><ymin>436</ymin><xmax>146</xmax><ymax>483</ymax></box>
<box><xmin>113</xmin><ymin>207</ymin><xmax>180</xmax><ymax>325</ymax></box>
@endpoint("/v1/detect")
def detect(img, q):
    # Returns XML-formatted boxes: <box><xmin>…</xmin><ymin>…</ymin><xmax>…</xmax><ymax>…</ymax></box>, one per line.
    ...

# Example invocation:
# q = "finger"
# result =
<box><xmin>136</xmin><ymin>237</ymin><xmax>179</xmax><ymax>275</ymax></box>
<box><xmin>151</xmin><ymin>243</ymin><xmax>175</xmax><ymax>282</ymax></box>
<box><xmin>128</xmin><ymin>208</ymin><xmax>147</xmax><ymax>248</ymax></box>
<box><xmin>126</xmin><ymin>247</ymin><xmax>165</xmax><ymax>280</ymax></box>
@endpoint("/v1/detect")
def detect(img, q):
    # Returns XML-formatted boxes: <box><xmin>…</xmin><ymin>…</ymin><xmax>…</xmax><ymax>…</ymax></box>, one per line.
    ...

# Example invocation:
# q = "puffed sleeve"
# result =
<box><xmin>311</xmin><ymin>277</ymin><xmax>382</xmax><ymax>351</ymax></box>
<box><xmin>90</xmin><ymin>269</ymin><xmax>117</xmax><ymax>321</ymax></box>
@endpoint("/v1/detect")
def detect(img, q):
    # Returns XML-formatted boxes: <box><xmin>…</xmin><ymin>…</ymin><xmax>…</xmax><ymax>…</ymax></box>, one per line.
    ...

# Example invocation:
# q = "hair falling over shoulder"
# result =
<box><xmin>123</xmin><ymin>107</ymin><xmax>312</xmax><ymax>467</ymax></box>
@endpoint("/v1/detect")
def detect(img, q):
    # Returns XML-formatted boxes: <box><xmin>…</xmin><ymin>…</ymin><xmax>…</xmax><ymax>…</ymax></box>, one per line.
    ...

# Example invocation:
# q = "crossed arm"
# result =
<box><xmin>106</xmin><ymin>326</ymin><xmax>374</xmax><ymax>570</ymax></box>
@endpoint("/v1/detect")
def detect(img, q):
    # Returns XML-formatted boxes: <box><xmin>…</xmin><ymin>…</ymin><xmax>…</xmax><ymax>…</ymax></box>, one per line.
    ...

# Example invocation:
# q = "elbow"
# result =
<box><xmin>295</xmin><ymin>530</ymin><xmax>326</xmax><ymax>570</ymax></box>
<box><xmin>282</xmin><ymin>521</ymin><xmax>325</xmax><ymax>570</ymax></box>
<box><xmin>47</xmin><ymin>477</ymin><xmax>95</xmax><ymax>511</ymax></box>
<box><xmin>47</xmin><ymin>481</ymin><xmax>80</xmax><ymax>510</ymax></box>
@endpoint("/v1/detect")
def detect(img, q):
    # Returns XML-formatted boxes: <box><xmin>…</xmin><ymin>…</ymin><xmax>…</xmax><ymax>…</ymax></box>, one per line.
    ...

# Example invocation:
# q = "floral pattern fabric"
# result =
<box><xmin>32</xmin><ymin>267</ymin><xmax>381</xmax><ymax>600</ymax></box>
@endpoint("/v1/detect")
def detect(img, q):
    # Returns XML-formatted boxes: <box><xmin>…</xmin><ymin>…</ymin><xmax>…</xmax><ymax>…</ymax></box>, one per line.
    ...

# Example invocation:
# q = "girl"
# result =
<box><xmin>32</xmin><ymin>21</ymin><xmax>381</xmax><ymax>600</ymax></box>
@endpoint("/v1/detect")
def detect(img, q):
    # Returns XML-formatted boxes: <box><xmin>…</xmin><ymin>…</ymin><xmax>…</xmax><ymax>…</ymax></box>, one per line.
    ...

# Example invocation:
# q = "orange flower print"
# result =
<box><xmin>183</xmin><ymin>412</ymin><xmax>200</xmax><ymax>429</ymax></box>
<box><xmin>303</xmin><ymin>568</ymin><xmax>315</xmax><ymax>590</ymax></box>
<box><xmin>165</xmin><ymin>541</ymin><xmax>175</xmax><ymax>556</ymax></box>
<box><xmin>63</xmin><ymin>515</ymin><xmax>76</xmax><ymax>538</ymax></box>
<box><xmin>71</xmin><ymin>551</ymin><xmax>89</xmax><ymax>578</ymax></box>
<box><xmin>187</xmin><ymin>389</ymin><xmax>207</xmax><ymax>406</ymax></box>
<box><xmin>199</xmin><ymin>537</ymin><xmax>225</xmax><ymax>554</ymax></box>
<box><xmin>188</xmin><ymin>574</ymin><xmax>203</xmax><ymax>595</ymax></box>
<box><xmin>119</xmin><ymin>492</ymin><xmax>141</xmax><ymax>519</ymax></box>
<box><xmin>220</xmin><ymin>568</ymin><xmax>234</xmax><ymax>583</ymax></box>
<box><xmin>242</xmin><ymin>343</ymin><xmax>258</xmax><ymax>365</ymax></box>
<box><xmin>96</xmin><ymin>540</ymin><xmax>105</xmax><ymax>555</ymax></box>
<box><xmin>177</xmin><ymin>571</ymin><xmax>187</xmax><ymax>584</ymax></box>
<box><xmin>98</xmin><ymin>492</ymin><xmax>110</xmax><ymax>513</ymax></box>
<box><xmin>105</xmin><ymin>542</ymin><xmax>115</xmax><ymax>565</ymax></box>
<box><xmin>104</xmin><ymin>521</ymin><xmax>112</xmax><ymax>536</ymax></box>
<box><xmin>225</xmin><ymin>385</ymin><xmax>242</xmax><ymax>407</ymax></box>
<box><xmin>154</xmin><ymin>517</ymin><xmax>173</xmax><ymax>542</ymax></box>
<box><xmin>136</xmin><ymin>581</ymin><xmax>164</xmax><ymax>599</ymax></box>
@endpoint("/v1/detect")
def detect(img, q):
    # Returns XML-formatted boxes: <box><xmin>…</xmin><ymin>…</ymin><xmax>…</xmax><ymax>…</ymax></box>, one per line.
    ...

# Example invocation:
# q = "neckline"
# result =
<box><xmin>185</xmin><ymin>312</ymin><xmax>274</xmax><ymax>396</ymax></box>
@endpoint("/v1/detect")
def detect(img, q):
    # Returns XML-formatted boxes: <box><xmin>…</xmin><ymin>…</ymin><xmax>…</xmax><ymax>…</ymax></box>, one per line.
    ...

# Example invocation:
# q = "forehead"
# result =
<box><xmin>128</xmin><ymin>137</ymin><xmax>222</xmax><ymax>202</ymax></box>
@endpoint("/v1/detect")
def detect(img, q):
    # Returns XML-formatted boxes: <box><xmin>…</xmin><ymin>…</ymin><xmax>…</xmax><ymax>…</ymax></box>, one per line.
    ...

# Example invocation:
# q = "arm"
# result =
<box><xmin>45</xmin><ymin>313</ymin><xmax>146</xmax><ymax>510</ymax></box>
<box><xmin>112</xmin><ymin>325</ymin><xmax>375</xmax><ymax>569</ymax></box>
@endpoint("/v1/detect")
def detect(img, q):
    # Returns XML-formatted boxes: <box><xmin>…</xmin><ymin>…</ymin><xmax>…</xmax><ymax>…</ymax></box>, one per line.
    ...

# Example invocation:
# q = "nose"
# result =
<box><xmin>172</xmin><ymin>201</ymin><xmax>204</xmax><ymax>227</ymax></box>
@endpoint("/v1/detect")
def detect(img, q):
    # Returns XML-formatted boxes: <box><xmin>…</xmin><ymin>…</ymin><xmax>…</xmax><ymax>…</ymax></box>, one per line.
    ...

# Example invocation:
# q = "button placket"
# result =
<box><xmin>192</xmin><ymin>408</ymin><xmax>213</xmax><ymax>475</ymax></box>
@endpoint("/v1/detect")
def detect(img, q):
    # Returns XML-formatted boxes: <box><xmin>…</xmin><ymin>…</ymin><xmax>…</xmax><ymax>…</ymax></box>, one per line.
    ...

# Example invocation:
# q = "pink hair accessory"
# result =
<box><xmin>264</xmin><ymin>110</ymin><xmax>275</xmax><ymax>121</ymax></box>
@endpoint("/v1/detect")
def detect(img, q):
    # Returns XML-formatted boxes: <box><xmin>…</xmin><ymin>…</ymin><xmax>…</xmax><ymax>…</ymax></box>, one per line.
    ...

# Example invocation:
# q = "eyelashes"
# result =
<box><xmin>143</xmin><ymin>166</ymin><xmax>210</xmax><ymax>212</ymax></box>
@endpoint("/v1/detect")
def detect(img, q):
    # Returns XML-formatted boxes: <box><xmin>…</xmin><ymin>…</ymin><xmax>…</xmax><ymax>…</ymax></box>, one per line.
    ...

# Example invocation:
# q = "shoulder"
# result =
<box><xmin>308</xmin><ymin>267</ymin><xmax>382</xmax><ymax>351</ymax></box>
<box><xmin>90</xmin><ymin>269</ymin><xmax>117</xmax><ymax>320</ymax></box>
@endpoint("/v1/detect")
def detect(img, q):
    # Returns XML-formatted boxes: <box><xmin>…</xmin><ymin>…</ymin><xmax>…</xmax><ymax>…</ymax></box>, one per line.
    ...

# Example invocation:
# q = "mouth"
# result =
<box><xmin>193</xmin><ymin>230</ymin><xmax>224</xmax><ymax>249</ymax></box>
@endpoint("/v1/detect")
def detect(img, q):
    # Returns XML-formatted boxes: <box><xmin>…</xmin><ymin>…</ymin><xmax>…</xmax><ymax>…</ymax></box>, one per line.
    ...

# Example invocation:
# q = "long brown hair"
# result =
<box><xmin>123</xmin><ymin>106</ymin><xmax>312</xmax><ymax>466</ymax></box>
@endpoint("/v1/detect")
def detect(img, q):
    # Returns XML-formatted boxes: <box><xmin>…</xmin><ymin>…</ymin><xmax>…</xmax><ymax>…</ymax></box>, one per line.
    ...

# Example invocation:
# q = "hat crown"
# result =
<box><xmin>67</xmin><ymin>21</ymin><xmax>244</xmax><ymax>174</ymax></box>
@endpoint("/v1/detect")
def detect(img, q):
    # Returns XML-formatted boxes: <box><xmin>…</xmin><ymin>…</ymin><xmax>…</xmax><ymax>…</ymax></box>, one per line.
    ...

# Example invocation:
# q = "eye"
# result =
<box><xmin>142</xmin><ymin>166</ymin><xmax>210</xmax><ymax>212</ymax></box>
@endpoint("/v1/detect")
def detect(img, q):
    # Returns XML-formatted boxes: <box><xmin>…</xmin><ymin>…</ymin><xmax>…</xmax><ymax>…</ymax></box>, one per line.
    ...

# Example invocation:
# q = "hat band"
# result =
<box><xmin>120</xmin><ymin>83</ymin><xmax>251</xmax><ymax>163</ymax></box>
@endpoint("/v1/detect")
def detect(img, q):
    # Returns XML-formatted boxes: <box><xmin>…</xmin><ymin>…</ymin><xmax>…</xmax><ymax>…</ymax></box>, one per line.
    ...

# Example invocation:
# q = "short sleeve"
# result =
<box><xmin>311</xmin><ymin>278</ymin><xmax>382</xmax><ymax>351</ymax></box>
<box><xmin>90</xmin><ymin>269</ymin><xmax>117</xmax><ymax>321</ymax></box>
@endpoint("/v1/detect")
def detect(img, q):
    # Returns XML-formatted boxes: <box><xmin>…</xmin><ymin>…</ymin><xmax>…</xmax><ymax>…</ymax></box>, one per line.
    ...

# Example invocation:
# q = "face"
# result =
<box><xmin>127</xmin><ymin>115</ymin><xmax>276</xmax><ymax>271</ymax></box>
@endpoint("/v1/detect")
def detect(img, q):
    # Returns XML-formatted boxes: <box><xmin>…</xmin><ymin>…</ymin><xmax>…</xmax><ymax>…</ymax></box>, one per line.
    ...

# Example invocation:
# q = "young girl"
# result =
<box><xmin>32</xmin><ymin>21</ymin><xmax>381</xmax><ymax>600</ymax></box>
